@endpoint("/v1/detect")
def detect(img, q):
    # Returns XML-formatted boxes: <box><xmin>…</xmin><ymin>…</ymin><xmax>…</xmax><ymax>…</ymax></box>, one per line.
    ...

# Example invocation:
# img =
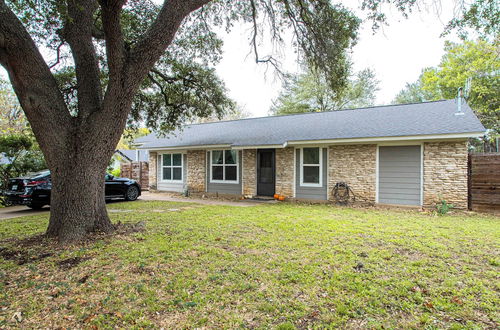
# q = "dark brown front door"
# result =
<box><xmin>257</xmin><ymin>149</ymin><xmax>275</xmax><ymax>196</ymax></box>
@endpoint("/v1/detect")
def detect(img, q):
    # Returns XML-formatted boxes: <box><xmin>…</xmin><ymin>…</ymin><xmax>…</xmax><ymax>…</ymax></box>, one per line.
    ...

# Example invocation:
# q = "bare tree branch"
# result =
<box><xmin>49</xmin><ymin>41</ymin><xmax>65</xmax><ymax>69</ymax></box>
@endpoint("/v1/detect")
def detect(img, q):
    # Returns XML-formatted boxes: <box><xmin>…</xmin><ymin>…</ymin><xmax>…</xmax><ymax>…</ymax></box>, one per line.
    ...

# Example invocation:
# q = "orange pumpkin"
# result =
<box><xmin>273</xmin><ymin>194</ymin><xmax>279</xmax><ymax>199</ymax></box>
<box><xmin>278</xmin><ymin>195</ymin><xmax>286</xmax><ymax>201</ymax></box>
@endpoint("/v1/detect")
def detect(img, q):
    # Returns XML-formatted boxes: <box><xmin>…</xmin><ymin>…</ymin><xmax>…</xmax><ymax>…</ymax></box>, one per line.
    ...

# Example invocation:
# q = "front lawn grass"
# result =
<box><xmin>0</xmin><ymin>201</ymin><xmax>498</xmax><ymax>328</ymax></box>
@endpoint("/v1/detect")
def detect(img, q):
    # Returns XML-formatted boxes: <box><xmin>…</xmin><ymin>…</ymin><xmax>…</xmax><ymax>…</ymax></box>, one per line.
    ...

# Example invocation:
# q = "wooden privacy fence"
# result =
<box><xmin>468</xmin><ymin>153</ymin><xmax>500</xmax><ymax>213</ymax></box>
<box><xmin>120</xmin><ymin>161</ymin><xmax>149</xmax><ymax>190</ymax></box>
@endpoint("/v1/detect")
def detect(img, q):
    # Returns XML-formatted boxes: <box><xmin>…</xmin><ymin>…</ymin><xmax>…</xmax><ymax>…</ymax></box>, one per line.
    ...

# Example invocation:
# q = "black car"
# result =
<box><xmin>4</xmin><ymin>170</ymin><xmax>141</xmax><ymax>209</ymax></box>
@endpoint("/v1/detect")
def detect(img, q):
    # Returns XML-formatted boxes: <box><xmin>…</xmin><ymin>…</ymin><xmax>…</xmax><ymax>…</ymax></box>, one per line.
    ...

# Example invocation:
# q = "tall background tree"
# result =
<box><xmin>394</xmin><ymin>39</ymin><xmax>499</xmax><ymax>134</ymax></box>
<box><xmin>271</xmin><ymin>67</ymin><xmax>379</xmax><ymax>115</ymax></box>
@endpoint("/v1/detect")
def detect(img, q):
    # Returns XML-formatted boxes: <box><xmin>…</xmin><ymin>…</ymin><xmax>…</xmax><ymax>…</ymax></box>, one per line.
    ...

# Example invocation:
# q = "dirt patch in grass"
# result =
<box><xmin>57</xmin><ymin>256</ymin><xmax>90</xmax><ymax>269</ymax></box>
<box><xmin>0</xmin><ymin>246</ymin><xmax>53</xmax><ymax>265</ymax></box>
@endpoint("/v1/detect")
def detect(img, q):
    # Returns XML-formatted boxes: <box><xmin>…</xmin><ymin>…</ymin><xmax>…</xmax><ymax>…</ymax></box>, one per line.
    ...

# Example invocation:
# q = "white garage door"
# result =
<box><xmin>378</xmin><ymin>146</ymin><xmax>421</xmax><ymax>206</ymax></box>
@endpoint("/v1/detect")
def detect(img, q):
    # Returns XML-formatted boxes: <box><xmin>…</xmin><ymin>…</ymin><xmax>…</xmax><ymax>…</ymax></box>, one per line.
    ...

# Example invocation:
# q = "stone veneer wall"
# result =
<box><xmin>242</xmin><ymin>149</ymin><xmax>257</xmax><ymax>197</ymax></box>
<box><xmin>275</xmin><ymin>147</ymin><xmax>295</xmax><ymax>198</ymax></box>
<box><xmin>187</xmin><ymin>150</ymin><xmax>206</xmax><ymax>193</ymax></box>
<box><xmin>148</xmin><ymin>151</ymin><xmax>157</xmax><ymax>190</ymax></box>
<box><xmin>328</xmin><ymin>144</ymin><xmax>377</xmax><ymax>203</ymax></box>
<box><xmin>423</xmin><ymin>140</ymin><xmax>468</xmax><ymax>209</ymax></box>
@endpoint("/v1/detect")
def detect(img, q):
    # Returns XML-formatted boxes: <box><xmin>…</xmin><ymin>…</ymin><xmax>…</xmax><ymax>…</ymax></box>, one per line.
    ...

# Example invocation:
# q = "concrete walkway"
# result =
<box><xmin>139</xmin><ymin>191</ymin><xmax>264</xmax><ymax>207</ymax></box>
<box><xmin>0</xmin><ymin>205</ymin><xmax>50</xmax><ymax>220</ymax></box>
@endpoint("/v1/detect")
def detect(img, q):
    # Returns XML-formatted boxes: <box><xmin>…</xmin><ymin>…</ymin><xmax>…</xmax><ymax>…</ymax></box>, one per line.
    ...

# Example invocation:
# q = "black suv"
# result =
<box><xmin>4</xmin><ymin>170</ymin><xmax>141</xmax><ymax>209</ymax></box>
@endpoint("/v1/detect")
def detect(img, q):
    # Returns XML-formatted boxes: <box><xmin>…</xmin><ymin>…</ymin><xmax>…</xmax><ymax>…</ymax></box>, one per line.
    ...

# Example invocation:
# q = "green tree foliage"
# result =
<box><xmin>0</xmin><ymin>79</ymin><xmax>26</xmax><ymax>134</ymax></box>
<box><xmin>0</xmin><ymin>80</ymin><xmax>46</xmax><ymax>197</ymax></box>
<box><xmin>393</xmin><ymin>80</ymin><xmax>434</xmax><ymax>104</ymax></box>
<box><xmin>0</xmin><ymin>134</ymin><xmax>46</xmax><ymax>197</ymax></box>
<box><xmin>444</xmin><ymin>0</ymin><xmax>499</xmax><ymax>39</ymax></box>
<box><xmin>271</xmin><ymin>68</ymin><xmax>379</xmax><ymax>115</ymax></box>
<box><xmin>393</xmin><ymin>39</ymin><xmax>499</xmax><ymax>133</ymax></box>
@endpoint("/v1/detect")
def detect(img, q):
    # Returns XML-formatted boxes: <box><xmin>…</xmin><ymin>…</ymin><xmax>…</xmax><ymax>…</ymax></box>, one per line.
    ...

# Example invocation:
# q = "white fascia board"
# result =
<box><xmin>139</xmin><ymin>144</ymin><xmax>232</xmax><ymax>151</ymax></box>
<box><xmin>231</xmin><ymin>143</ymin><xmax>288</xmax><ymax>150</ymax></box>
<box><xmin>287</xmin><ymin>132</ymin><xmax>485</xmax><ymax>145</ymax></box>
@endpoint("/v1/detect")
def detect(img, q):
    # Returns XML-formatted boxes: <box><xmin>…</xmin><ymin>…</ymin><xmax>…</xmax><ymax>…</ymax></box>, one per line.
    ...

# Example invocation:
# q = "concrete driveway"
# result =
<box><xmin>0</xmin><ymin>205</ymin><xmax>50</xmax><ymax>220</ymax></box>
<box><xmin>0</xmin><ymin>193</ymin><xmax>263</xmax><ymax>220</ymax></box>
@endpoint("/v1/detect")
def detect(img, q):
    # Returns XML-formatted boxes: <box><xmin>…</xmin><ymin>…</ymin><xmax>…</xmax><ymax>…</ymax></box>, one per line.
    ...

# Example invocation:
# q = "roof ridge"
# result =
<box><xmin>183</xmin><ymin>99</ymin><xmax>450</xmax><ymax>127</ymax></box>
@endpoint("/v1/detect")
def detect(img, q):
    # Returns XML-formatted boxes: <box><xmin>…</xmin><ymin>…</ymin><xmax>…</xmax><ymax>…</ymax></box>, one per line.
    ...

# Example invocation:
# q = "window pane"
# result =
<box><xmin>225</xmin><ymin>166</ymin><xmax>237</xmax><ymax>181</ymax></box>
<box><xmin>163</xmin><ymin>154</ymin><xmax>171</xmax><ymax>166</ymax></box>
<box><xmin>163</xmin><ymin>167</ymin><xmax>172</xmax><ymax>180</ymax></box>
<box><xmin>303</xmin><ymin>148</ymin><xmax>319</xmax><ymax>164</ymax></box>
<box><xmin>172</xmin><ymin>153</ymin><xmax>182</xmax><ymax>166</ymax></box>
<box><xmin>173</xmin><ymin>167</ymin><xmax>182</xmax><ymax>180</ymax></box>
<box><xmin>212</xmin><ymin>166</ymin><xmax>223</xmax><ymax>180</ymax></box>
<box><xmin>212</xmin><ymin>150</ymin><xmax>223</xmax><ymax>164</ymax></box>
<box><xmin>303</xmin><ymin>166</ymin><xmax>320</xmax><ymax>184</ymax></box>
<box><xmin>225</xmin><ymin>150</ymin><xmax>237</xmax><ymax>164</ymax></box>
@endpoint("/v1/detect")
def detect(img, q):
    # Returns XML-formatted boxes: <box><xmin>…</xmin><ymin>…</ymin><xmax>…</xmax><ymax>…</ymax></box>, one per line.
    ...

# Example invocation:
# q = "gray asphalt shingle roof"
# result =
<box><xmin>137</xmin><ymin>100</ymin><xmax>485</xmax><ymax>149</ymax></box>
<box><xmin>116</xmin><ymin>149</ymin><xmax>149</xmax><ymax>162</ymax></box>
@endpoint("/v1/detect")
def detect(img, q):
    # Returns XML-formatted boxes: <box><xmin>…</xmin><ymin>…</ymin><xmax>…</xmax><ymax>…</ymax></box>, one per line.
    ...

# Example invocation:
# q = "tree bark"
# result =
<box><xmin>45</xmin><ymin>127</ymin><xmax>117</xmax><ymax>242</ymax></box>
<box><xmin>46</xmin><ymin>160</ymin><xmax>113</xmax><ymax>243</ymax></box>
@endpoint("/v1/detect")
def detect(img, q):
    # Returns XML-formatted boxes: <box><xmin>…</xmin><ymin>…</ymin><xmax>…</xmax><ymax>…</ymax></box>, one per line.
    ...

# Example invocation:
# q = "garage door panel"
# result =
<box><xmin>379</xmin><ymin>177</ymin><xmax>420</xmax><ymax>184</ymax></box>
<box><xmin>379</xmin><ymin>172</ymin><xmax>420</xmax><ymax>179</ymax></box>
<box><xmin>379</xmin><ymin>147</ymin><xmax>421</xmax><ymax>157</ymax></box>
<box><xmin>378</xmin><ymin>182</ymin><xmax>421</xmax><ymax>189</ymax></box>
<box><xmin>379</xmin><ymin>188</ymin><xmax>422</xmax><ymax>195</ymax></box>
<box><xmin>378</xmin><ymin>146</ymin><xmax>421</xmax><ymax>206</ymax></box>
<box><xmin>379</xmin><ymin>197</ymin><xmax>421</xmax><ymax>205</ymax></box>
<box><xmin>380</xmin><ymin>164</ymin><xmax>421</xmax><ymax>170</ymax></box>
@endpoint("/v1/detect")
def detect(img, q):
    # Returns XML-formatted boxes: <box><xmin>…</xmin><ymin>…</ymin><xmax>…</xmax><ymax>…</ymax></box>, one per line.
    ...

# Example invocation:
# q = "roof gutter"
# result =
<box><xmin>231</xmin><ymin>142</ymin><xmax>288</xmax><ymax>150</ymax></box>
<box><xmin>287</xmin><ymin>132</ymin><xmax>485</xmax><ymax>145</ymax></box>
<box><xmin>138</xmin><ymin>132</ymin><xmax>485</xmax><ymax>151</ymax></box>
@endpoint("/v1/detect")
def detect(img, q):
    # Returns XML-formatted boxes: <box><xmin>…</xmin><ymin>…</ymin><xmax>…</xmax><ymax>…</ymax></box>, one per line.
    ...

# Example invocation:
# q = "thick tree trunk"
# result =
<box><xmin>45</xmin><ymin>146</ymin><xmax>115</xmax><ymax>243</ymax></box>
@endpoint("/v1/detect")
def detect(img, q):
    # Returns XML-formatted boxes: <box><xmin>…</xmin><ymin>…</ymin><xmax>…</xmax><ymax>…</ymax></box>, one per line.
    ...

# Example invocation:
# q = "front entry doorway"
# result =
<box><xmin>257</xmin><ymin>149</ymin><xmax>276</xmax><ymax>196</ymax></box>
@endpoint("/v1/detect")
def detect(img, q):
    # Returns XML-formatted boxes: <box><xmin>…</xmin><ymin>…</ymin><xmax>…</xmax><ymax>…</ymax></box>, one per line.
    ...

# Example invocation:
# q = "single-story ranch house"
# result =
<box><xmin>136</xmin><ymin>100</ymin><xmax>485</xmax><ymax>208</ymax></box>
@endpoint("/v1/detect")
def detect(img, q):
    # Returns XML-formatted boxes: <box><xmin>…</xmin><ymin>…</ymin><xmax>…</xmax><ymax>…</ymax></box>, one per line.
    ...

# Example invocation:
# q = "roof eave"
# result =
<box><xmin>138</xmin><ymin>131</ymin><xmax>485</xmax><ymax>151</ymax></box>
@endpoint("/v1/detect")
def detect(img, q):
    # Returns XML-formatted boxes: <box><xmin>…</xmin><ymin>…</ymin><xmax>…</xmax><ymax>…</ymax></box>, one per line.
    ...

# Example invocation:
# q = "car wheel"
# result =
<box><xmin>125</xmin><ymin>185</ymin><xmax>139</xmax><ymax>201</ymax></box>
<box><xmin>27</xmin><ymin>203</ymin><xmax>44</xmax><ymax>209</ymax></box>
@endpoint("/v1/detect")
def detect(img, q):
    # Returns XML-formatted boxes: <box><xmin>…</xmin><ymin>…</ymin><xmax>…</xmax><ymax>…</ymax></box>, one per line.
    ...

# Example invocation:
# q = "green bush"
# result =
<box><xmin>110</xmin><ymin>168</ymin><xmax>121</xmax><ymax>177</ymax></box>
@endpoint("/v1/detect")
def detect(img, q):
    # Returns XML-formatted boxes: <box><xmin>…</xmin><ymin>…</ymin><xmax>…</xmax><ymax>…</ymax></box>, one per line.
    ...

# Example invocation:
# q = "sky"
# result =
<box><xmin>0</xmin><ymin>0</ymin><xmax>462</xmax><ymax>118</ymax></box>
<box><xmin>216</xmin><ymin>0</ymin><xmax>462</xmax><ymax>117</ymax></box>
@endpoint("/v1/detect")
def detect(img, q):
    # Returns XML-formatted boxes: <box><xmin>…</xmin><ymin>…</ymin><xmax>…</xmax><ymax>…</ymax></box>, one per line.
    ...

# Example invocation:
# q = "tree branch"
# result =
<box><xmin>49</xmin><ymin>41</ymin><xmax>65</xmax><ymax>69</ymax></box>
<box><xmin>99</xmin><ymin>0</ymin><xmax>126</xmax><ymax>83</ymax></box>
<box><xmin>125</xmin><ymin>0</ymin><xmax>211</xmax><ymax>88</ymax></box>
<box><xmin>62</xmin><ymin>0</ymin><xmax>103</xmax><ymax>120</ymax></box>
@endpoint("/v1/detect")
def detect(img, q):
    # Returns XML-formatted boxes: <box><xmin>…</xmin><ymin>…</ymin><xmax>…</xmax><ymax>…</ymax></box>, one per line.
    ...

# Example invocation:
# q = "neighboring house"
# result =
<box><xmin>115</xmin><ymin>149</ymin><xmax>149</xmax><ymax>163</ymax></box>
<box><xmin>111</xmin><ymin>149</ymin><xmax>149</xmax><ymax>169</ymax></box>
<box><xmin>136</xmin><ymin>100</ymin><xmax>485</xmax><ymax>208</ymax></box>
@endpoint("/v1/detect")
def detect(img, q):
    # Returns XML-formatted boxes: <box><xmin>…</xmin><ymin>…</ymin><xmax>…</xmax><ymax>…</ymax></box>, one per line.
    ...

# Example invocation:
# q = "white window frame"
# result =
<box><xmin>209</xmin><ymin>150</ymin><xmax>239</xmax><ymax>184</ymax></box>
<box><xmin>161</xmin><ymin>152</ymin><xmax>183</xmax><ymax>183</ymax></box>
<box><xmin>300</xmin><ymin>147</ymin><xmax>323</xmax><ymax>187</ymax></box>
